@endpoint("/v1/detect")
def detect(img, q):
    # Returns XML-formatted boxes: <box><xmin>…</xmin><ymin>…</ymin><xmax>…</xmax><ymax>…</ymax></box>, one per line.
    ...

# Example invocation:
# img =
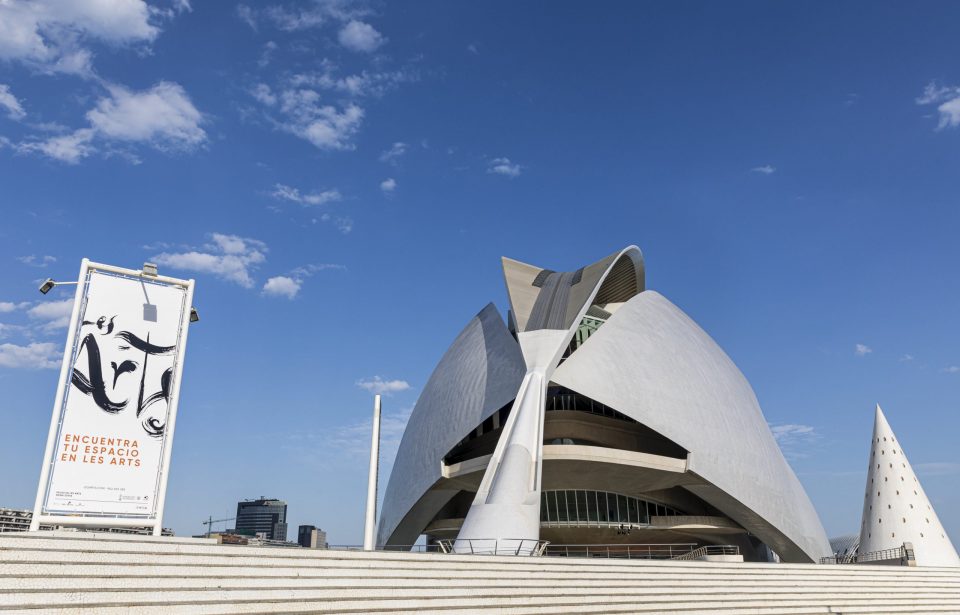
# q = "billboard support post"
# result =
<box><xmin>150</xmin><ymin>278</ymin><xmax>194</xmax><ymax>536</ymax></box>
<box><xmin>29</xmin><ymin>259</ymin><xmax>90</xmax><ymax>532</ymax></box>
<box><xmin>29</xmin><ymin>260</ymin><xmax>195</xmax><ymax>536</ymax></box>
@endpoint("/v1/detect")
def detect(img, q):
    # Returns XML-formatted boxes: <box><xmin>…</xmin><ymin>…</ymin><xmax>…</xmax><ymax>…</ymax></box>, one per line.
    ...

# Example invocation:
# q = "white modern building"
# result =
<box><xmin>858</xmin><ymin>405</ymin><xmax>960</xmax><ymax>567</ymax></box>
<box><xmin>378</xmin><ymin>246</ymin><xmax>833</xmax><ymax>563</ymax></box>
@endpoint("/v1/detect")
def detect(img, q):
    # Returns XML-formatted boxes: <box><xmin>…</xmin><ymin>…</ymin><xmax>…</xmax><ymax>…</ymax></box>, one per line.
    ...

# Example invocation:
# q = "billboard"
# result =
<box><xmin>32</xmin><ymin>260</ymin><xmax>194</xmax><ymax>532</ymax></box>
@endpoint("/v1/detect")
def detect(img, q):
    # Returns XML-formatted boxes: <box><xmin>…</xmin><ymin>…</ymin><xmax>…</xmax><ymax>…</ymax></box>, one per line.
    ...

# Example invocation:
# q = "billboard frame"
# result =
<box><xmin>29</xmin><ymin>259</ymin><xmax>195</xmax><ymax>536</ymax></box>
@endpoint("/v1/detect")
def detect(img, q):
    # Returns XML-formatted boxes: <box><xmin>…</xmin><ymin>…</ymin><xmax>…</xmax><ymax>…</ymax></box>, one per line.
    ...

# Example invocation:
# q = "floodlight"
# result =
<box><xmin>39</xmin><ymin>279</ymin><xmax>56</xmax><ymax>294</ymax></box>
<box><xmin>142</xmin><ymin>262</ymin><xmax>158</xmax><ymax>277</ymax></box>
<box><xmin>190</xmin><ymin>307</ymin><xmax>199</xmax><ymax>323</ymax></box>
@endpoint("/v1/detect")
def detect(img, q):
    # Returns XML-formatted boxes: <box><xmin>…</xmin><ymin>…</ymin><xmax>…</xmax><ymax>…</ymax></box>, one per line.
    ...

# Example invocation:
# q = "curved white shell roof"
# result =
<box><xmin>377</xmin><ymin>303</ymin><xmax>526</xmax><ymax>546</ymax></box>
<box><xmin>551</xmin><ymin>290</ymin><xmax>831</xmax><ymax>562</ymax></box>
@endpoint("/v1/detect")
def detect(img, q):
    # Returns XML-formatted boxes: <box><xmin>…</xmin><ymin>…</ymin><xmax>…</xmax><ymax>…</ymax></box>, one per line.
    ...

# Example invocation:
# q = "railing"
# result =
<box><xmin>672</xmin><ymin>545</ymin><xmax>741</xmax><ymax>560</ymax></box>
<box><xmin>437</xmin><ymin>538</ymin><xmax>550</xmax><ymax>556</ymax></box>
<box><xmin>819</xmin><ymin>544</ymin><xmax>911</xmax><ymax>565</ymax></box>
<box><xmin>543</xmin><ymin>543</ymin><xmax>698</xmax><ymax>559</ymax></box>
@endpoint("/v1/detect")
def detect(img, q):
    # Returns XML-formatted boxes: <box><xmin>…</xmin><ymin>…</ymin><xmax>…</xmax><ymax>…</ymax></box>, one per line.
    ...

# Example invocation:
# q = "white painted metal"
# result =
<box><xmin>29</xmin><ymin>259</ymin><xmax>90</xmax><ymax>532</ymax></box>
<box><xmin>364</xmin><ymin>394</ymin><xmax>382</xmax><ymax>551</ymax></box>
<box><xmin>29</xmin><ymin>260</ymin><xmax>195</xmax><ymax>536</ymax></box>
<box><xmin>858</xmin><ymin>405</ymin><xmax>959</xmax><ymax>567</ymax></box>
<box><xmin>457</xmin><ymin>248</ymin><xmax>644</xmax><ymax>553</ymax></box>
<box><xmin>151</xmin><ymin>276</ymin><xmax>194</xmax><ymax>536</ymax></box>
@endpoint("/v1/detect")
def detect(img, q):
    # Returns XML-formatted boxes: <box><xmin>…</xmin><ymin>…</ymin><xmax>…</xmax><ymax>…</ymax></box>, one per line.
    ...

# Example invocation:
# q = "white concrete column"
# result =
<box><xmin>363</xmin><ymin>394</ymin><xmax>382</xmax><ymax>551</ymax></box>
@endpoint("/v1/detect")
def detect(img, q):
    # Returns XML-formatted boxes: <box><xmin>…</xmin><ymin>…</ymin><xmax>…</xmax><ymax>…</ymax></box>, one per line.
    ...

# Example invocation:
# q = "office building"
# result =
<box><xmin>235</xmin><ymin>497</ymin><xmax>287</xmax><ymax>541</ymax></box>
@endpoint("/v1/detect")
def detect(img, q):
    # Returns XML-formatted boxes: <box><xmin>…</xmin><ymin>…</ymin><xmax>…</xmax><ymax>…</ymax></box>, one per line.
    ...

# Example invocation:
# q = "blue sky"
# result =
<box><xmin>1</xmin><ymin>1</ymin><xmax>960</xmax><ymax>546</ymax></box>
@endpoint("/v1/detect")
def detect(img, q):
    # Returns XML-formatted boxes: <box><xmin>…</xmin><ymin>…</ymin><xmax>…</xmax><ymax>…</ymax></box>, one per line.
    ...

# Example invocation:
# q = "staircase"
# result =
<box><xmin>2</xmin><ymin>531</ymin><xmax>960</xmax><ymax>614</ymax></box>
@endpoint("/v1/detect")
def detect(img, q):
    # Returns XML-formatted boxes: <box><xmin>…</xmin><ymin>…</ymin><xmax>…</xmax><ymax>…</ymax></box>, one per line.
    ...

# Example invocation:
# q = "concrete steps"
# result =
<box><xmin>1</xmin><ymin>532</ymin><xmax>959</xmax><ymax>614</ymax></box>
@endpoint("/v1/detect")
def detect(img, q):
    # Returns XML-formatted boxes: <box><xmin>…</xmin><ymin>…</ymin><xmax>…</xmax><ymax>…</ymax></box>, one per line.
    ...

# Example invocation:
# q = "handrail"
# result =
<box><xmin>819</xmin><ymin>544</ymin><xmax>908</xmax><ymax>565</ymax></box>
<box><xmin>671</xmin><ymin>544</ymin><xmax>740</xmax><ymax>560</ymax></box>
<box><xmin>544</xmin><ymin>542</ymin><xmax>698</xmax><ymax>559</ymax></box>
<box><xmin>437</xmin><ymin>538</ymin><xmax>550</xmax><ymax>556</ymax></box>
<box><xmin>322</xmin><ymin>541</ymin><xmax>738</xmax><ymax>560</ymax></box>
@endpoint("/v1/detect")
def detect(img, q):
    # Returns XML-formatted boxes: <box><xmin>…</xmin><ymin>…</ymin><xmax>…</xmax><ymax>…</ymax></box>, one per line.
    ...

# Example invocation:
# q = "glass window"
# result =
<box><xmin>618</xmin><ymin>495</ymin><xmax>628</xmax><ymax>524</ymax></box>
<box><xmin>587</xmin><ymin>491</ymin><xmax>599</xmax><ymax>522</ymax></box>
<box><xmin>556</xmin><ymin>491</ymin><xmax>568</xmax><ymax>522</ymax></box>
<box><xmin>607</xmin><ymin>493</ymin><xmax>619</xmax><ymax>523</ymax></box>
<box><xmin>540</xmin><ymin>492</ymin><xmax>548</xmax><ymax>522</ymax></box>
<box><xmin>576</xmin><ymin>491</ymin><xmax>588</xmax><ymax>524</ymax></box>
<box><xmin>598</xmin><ymin>492</ymin><xmax>609</xmax><ymax>523</ymax></box>
<box><xmin>627</xmin><ymin>495</ymin><xmax>639</xmax><ymax>524</ymax></box>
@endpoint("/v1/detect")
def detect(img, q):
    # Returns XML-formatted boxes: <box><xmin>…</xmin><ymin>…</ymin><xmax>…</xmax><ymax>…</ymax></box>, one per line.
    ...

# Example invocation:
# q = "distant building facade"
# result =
<box><xmin>298</xmin><ymin>525</ymin><xmax>327</xmax><ymax>549</ymax></box>
<box><xmin>0</xmin><ymin>508</ymin><xmax>33</xmax><ymax>533</ymax></box>
<box><xmin>0</xmin><ymin>507</ymin><xmax>172</xmax><ymax>536</ymax></box>
<box><xmin>235</xmin><ymin>498</ymin><xmax>288</xmax><ymax>541</ymax></box>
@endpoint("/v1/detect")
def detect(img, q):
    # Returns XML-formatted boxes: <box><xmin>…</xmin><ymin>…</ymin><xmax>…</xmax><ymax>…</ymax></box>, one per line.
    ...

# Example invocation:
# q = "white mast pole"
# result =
<box><xmin>363</xmin><ymin>394</ymin><xmax>381</xmax><ymax>551</ymax></box>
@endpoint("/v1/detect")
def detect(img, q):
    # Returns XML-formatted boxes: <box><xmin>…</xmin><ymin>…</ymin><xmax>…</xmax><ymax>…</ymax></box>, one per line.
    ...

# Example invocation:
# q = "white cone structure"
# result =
<box><xmin>859</xmin><ymin>405</ymin><xmax>960</xmax><ymax>567</ymax></box>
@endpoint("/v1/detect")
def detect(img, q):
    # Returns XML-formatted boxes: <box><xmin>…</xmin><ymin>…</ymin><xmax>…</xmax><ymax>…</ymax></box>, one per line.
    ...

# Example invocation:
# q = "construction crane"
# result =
<box><xmin>201</xmin><ymin>515</ymin><xmax>236</xmax><ymax>537</ymax></box>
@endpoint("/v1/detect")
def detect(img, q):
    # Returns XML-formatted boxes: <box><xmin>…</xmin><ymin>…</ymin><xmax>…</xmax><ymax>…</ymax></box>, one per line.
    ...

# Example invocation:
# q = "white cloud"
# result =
<box><xmin>239</xmin><ymin>1</ymin><xmax>369</xmax><ymax>33</ymax></box>
<box><xmin>356</xmin><ymin>376</ymin><xmax>411</xmax><ymax>396</ymax></box>
<box><xmin>751</xmin><ymin>165</ymin><xmax>776</xmax><ymax>175</ymax></box>
<box><xmin>16</xmin><ymin>255</ymin><xmax>56</xmax><ymax>267</ymax></box>
<box><xmin>0</xmin><ymin>0</ymin><xmax>164</xmax><ymax>76</ymax></box>
<box><xmin>0</xmin><ymin>322</ymin><xmax>28</xmax><ymax>338</ymax></box>
<box><xmin>236</xmin><ymin>4</ymin><xmax>257</xmax><ymax>30</ymax></box>
<box><xmin>280</xmin><ymin>404</ymin><xmax>412</xmax><ymax>472</ymax></box>
<box><xmin>264</xmin><ymin>5</ymin><xmax>331</xmax><ymax>31</ymax></box>
<box><xmin>18</xmin><ymin>81</ymin><xmax>205</xmax><ymax>163</ymax></box>
<box><xmin>0</xmin><ymin>84</ymin><xmax>26</xmax><ymax>120</ymax></box>
<box><xmin>487</xmin><ymin>157</ymin><xmax>521</xmax><ymax>178</ymax></box>
<box><xmin>251</xmin><ymin>83</ymin><xmax>276</xmax><ymax>106</ymax></box>
<box><xmin>770</xmin><ymin>424</ymin><xmax>815</xmax><ymax>441</ymax></box>
<box><xmin>18</xmin><ymin>128</ymin><xmax>95</xmax><ymax>164</ymax></box>
<box><xmin>916</xmin><ymin>82</ymin><xmax>956</xmax><ymax>105</ymax></box>
<box><xmin>153</xmin><ymin>233</ymin><xmax>267</xmax><ymax>288</ymax></box>
<box><xmin>27</xmin><ymin>298</ymin><xmax>74</xmax><ymax>331</ymax></box>
<box><xmin>289</xmin><ymin>68</ymin><xmax>416</xmax><ymax>98</ymax></box>
<box><xmin>262</xmin><ymin>263</ymin><xmax>344</xmax><ymax>300</ymax></box>
<box><xmin>87</xmin><ymin>82</ymin><xmax>206</xmax><ymax>148</ymax></box>
<box><xmin>941</xmin><ymin>366</ymin><xmax>960</xmax><ymax>374</ymax></box>
<box><xmin>936</xmin><ymin>98</ymin><xmax>960</xmax><ymax>130</ymax></box>
<box><xmin>271</xmin><ymin>183</ymin><xmax>341</xmax><ymax>206</ymax></box>
<box><xmin>770</xmin><ymin>423</ymin><xmax>818</xmax><ymax>460</ymax></box>
<box><xmin>260</xmin><ymin>88</ymin><xmax>363</xmax><ymax>151</ymax></box>
<box><xmin>467</xmin><ymin>43</ymin><xmax>478</xmax><ymax>55</ymax></box>
<box><xmin>900</xmin><ymin>354</ymin><xmax>915</xmax><ymax>362</ymax></box>
<box><xmin>338</xmin><ymin>20</ymin><xmax>385</xmax><ymax>53</ymax></box>
<box><xmin>379</xmin><ymin>141</ymin><xmax>406</xmax><ymax>163</ymax></box>
<box><xmin>380</xmin><ymin>177</ymin><xmax>396</xmax><ymax>193</ymax></box>
<box><xmin>0</xmin><ymin>301</ymin><xmax>30</xmax><ymax>313</ymax></box>
<box><xmin>262</xmin><ymin>275</ymin><xmax>301</xmax><ymax>300</ymax></box>
<box><xmin>855</xmin><ymin>343</ymin><xmax>872</xmax><ymax>356</ymax></box>
<box><xmin>916</xmin><ymin>81</ymin><xmax>960</xmax><ymax>130</ymax></box>
<box><xmin>317</xmin><ymin>213</ymin><xmax>353</xmax><ymax>234</ymax></box>
<box><xmin>0</xmin><ymin>342</ymin><xmax>60</xmax><ymax>369</ymax></box>
<box><xmin>257</xmin><ymin>40</ymin><xmax>277</xmax><ymax>68</ymax></box>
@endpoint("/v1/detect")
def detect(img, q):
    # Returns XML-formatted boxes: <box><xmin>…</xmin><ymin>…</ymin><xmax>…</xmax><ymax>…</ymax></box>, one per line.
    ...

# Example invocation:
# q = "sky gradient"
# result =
<box><xmin>1</xmin><ymin>1</ymin><xmax>960</xmax><ymax>546</ymax></box>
